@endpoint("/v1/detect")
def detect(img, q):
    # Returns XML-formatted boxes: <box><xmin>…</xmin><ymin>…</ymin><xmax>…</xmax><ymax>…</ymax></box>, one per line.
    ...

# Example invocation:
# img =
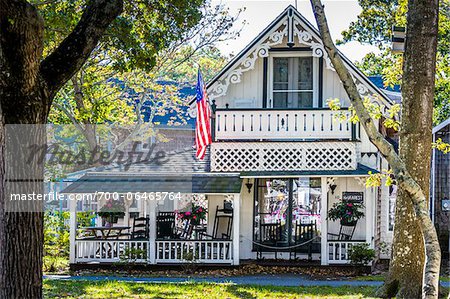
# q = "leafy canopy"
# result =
<box><xmin>34</xmin><ymin>0</ymin><xmax>207</xmax><ymax>72</ymax></box>
<box><xmin>339</xmin><ymin>0</ymin><xmax>450</xmax><ymax>124</ymax></box>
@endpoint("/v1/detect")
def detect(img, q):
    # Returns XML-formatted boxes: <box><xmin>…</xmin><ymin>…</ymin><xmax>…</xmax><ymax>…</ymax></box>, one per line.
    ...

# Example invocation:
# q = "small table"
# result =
<box><xmin>83</xmin><ymin>226</ymin><xmax>131</xmax><ymax>239</ymax></box>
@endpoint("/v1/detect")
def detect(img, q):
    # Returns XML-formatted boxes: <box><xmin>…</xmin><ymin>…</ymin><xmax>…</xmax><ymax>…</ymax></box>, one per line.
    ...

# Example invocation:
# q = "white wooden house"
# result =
<box><xmin>65</xmin><ymin>6</ymin><xmax>397</xmax><ymax>267</ymax></box>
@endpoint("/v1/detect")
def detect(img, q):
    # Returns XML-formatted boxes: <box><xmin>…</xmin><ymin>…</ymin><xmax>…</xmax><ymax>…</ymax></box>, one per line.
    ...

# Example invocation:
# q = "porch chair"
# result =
<box><xmin>131</xmin><ymin>216</ymin><xmax>150</xmax><ymax>240</ymax></box>
<box><xmin>199</xmin><ymin>205</ymin><xmax>233</xmax><ymax>240</ymax></box>
<box><xmin>292</xmin><ymin>220</ymin><xmax>317</xmax><ymax>260</ymax></box>
<box><xmin>327</xmin><ymin>223</ymin><xmax>357</xmax><ymax>241</ymax></box>
<box><xmin>156</xmin><ymin>211</ymin><xmax>176</xmax><ymax>239</ymax></box>
<box><xmin>257</xmin><ymin>221</ymin><xmax>282</xmax><ymax>259</ymax></box>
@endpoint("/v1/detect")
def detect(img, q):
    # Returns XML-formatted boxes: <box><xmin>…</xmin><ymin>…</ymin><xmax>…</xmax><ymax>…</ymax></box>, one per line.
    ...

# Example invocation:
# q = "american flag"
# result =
<box><xmin>195</xmin><ymin>69</ymin><xmax>212</xmax><ymax>160</ymax></box>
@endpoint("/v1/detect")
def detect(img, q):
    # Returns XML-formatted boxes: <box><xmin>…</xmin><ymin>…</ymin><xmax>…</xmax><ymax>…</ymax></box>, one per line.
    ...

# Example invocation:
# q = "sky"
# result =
<box><xmin>213</xmin><ymin>0</ymin><xmax>380</xmax><ymax>63</ymax></box>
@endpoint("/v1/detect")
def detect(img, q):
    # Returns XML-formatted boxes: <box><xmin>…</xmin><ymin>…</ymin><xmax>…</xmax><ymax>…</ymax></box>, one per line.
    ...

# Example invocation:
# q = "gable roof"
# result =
<box><xmin>206</xmin><ymin>5</ymin><xmax>393</xmax><ymax>108</ymax></box>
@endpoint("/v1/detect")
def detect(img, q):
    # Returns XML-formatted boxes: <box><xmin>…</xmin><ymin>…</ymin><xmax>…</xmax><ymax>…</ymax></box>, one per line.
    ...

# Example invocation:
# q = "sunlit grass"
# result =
<box><xmin>44</xmin><ymin>280</ymin><xmax>379</xmax><ymax>298</ymax></box>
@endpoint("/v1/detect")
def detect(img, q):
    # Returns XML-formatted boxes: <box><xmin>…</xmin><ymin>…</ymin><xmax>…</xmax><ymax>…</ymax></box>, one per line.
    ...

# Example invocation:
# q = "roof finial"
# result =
<box><xmin>295</xmin><ymin>0</ymin><xmax>298</xmax><ymax>9</ymax></box>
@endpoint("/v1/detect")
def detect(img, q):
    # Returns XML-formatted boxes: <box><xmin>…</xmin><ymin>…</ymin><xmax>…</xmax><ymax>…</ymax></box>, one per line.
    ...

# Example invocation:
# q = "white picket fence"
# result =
<box><xmin>327</xmin><ymin>241</ymin><xmax>366</xmax><ymax>264</ymax></box>
<box><xmin>155</xmin><ymin>240</ymin><xmax>233</xmax><ymax>264</ymax></box>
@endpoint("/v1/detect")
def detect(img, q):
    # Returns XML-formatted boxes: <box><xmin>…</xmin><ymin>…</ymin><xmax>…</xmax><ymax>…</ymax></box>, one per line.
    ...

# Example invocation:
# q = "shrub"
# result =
<box><xmin>348</xmin><ymin>243</ymin><xmax>375</xmax><ymax>266</ymax></box>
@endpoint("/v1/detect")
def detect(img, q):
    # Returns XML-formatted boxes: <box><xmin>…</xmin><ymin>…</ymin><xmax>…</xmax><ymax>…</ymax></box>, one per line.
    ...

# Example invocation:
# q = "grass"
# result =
<box><xmin>353</xmin><ymin>274</ymin><xmax>450</xmax><ymax>283</ymax></box>
<box><xmin>44</xmin><ymin>280</ymin><xmax>378</xmax><ymax>298</ymax></box>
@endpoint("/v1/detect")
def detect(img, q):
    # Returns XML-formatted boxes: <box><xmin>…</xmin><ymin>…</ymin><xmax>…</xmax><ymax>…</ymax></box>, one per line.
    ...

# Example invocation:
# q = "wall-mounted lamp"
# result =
<box><xmin>245</xmin><ymin>179</ymin><xmax>253</xmax><ymax>193</ymax></box>
<box><xmin>330</xmin><ymin>184</ymin><xmax>337</xmax><ymax>195</ymax></box>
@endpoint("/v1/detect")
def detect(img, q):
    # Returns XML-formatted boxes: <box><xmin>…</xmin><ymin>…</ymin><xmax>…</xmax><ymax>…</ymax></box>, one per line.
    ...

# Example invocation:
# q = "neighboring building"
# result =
<box><xmin>64</xmin><ymin>6</ymin><xmax>398</xmax><ymax>267</ymax></box>
<box><xmin>432</xmin><ymin>119</ymin><xmax>450</xmax><ymax>262</ymax></box>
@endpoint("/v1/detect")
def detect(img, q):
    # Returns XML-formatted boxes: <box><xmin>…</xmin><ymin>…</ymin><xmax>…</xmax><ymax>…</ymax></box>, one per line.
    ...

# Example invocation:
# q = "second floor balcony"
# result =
<box><xmin>213</xmin><ymin>108</ymin><xmax>360</xmax><ymax>141</ymax></box>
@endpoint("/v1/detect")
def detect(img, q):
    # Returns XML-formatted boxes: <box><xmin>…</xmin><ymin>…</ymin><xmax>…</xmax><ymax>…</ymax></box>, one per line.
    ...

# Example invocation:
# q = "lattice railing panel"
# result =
<box><xmin>211</xmin><ymin>142</ymin><xmax>357</xmax><ymax>172</ymax></box>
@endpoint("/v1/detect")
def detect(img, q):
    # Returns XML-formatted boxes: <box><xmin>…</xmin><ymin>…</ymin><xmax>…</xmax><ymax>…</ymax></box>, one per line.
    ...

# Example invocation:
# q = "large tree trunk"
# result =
<box><xmin>0</xmin><ymin>0</ymin><xmax>123</xmax><ymax>297</ymax></box>
<box><xmin>309</xmin><ymin>0</ymin><xmax>441</xmax><ymax>297</ymax></box>
<box><xmin>383</xmin><ymin>0</ymin><xmax>439</xmax><ymax>297</ymax></box>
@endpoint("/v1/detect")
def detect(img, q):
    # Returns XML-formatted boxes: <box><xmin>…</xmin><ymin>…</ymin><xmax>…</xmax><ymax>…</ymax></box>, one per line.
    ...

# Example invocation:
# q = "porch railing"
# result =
<box><xmin>214</xmin><ymin>109</ymin><xmax>358</xmax><ymax>141</ymax></box>
<box><xmin>74</xmin><ymin>239</ymin><xmax>234</xmax><ymax>264</ymax></box>
<box><xmin>155</xmin><ymin>240</ymin><xmax>233</xmax><ymax>264</ymax></box>
<box><xmin>75</xmin><ymin>240</ymin><xmax>148</xmax><ymax>263</ymax></box>
<box><xmin>327</xmin><ymin>241</ymin><xmax>366</xmax><ymax>264</ymax></box>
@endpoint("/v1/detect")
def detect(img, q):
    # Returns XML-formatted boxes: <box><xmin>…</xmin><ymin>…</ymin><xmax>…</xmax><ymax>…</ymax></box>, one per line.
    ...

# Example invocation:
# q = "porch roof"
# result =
<box><xmin>61</xmin><ymin>173</ymin><xmax>242</xmax><ymax>194</ymax></box>
<box><xmin>239</xmin><ymin>163</ymin><xmax>378</xmax><ymax>178</ymax></box>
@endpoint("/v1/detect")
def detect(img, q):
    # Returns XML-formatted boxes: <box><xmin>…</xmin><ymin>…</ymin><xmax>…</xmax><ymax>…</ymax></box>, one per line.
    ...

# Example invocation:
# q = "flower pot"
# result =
<box><xmin>191</xmin><ymin>218</ymin><xmax>201</xmax><ymax>225</ymax></box>
<box><xmin>340</xmin><ymin>218</ymin><xmax>358</xmax><ymax>226</ymax></box>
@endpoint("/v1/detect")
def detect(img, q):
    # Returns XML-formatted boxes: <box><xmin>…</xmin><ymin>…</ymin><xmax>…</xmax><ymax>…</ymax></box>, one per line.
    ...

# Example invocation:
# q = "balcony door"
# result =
<box><xmin>269</xmin><ymin>53</ymin><xmax>318</xmax><ymax>109</ymax></box>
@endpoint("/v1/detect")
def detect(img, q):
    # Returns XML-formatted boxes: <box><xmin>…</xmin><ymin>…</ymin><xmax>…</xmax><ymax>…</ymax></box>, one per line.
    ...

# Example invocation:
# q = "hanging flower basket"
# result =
<box><xmin>339</xmin><ymin>218</ymin><xmax>358</xmax><ymax>226</ymax></box>
<box><xmin>327</xmin><ymin>200</ymin><xmax>364</xmax><ymax>225</ymax></box>
<box><xmin>177</xmin><ymin>204</ymin><xmax>207</xmax><ymax>224</ymax></box>
<box><xmin>97</xmin><ymin>199</ymin><xmax>125</xmax><ymax>225</ymax></box>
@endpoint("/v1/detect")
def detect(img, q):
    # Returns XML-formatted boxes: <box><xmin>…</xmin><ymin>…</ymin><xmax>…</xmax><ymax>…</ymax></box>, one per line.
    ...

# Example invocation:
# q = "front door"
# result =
<box><xmin>253</xmin><ymin>177</ymin><xmax>321</xmax><ymax>254</ymax></box>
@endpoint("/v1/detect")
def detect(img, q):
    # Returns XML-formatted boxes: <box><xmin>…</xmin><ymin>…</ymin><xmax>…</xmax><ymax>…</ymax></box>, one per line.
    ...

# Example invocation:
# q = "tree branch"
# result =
<box><xmin>309</xmin><ymin>1</ymin><xmax>441</xmax><ymax>298</ymax></box>
<box><xmin>0</xmin><ymin>0</ymin><xmax>44</xmax><ymax>93</ymax></box>
<box><xmin>39</xmin><ymin>0</ymin><xmax>123</xmax><ymax>101</ymax></box>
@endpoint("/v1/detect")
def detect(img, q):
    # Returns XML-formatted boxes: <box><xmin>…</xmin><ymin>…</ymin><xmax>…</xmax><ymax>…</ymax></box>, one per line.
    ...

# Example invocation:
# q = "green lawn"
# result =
<box><xmin>44</xmin><ymin>280</ymin><xmax>378</xmax><ymax>298</ymax></box>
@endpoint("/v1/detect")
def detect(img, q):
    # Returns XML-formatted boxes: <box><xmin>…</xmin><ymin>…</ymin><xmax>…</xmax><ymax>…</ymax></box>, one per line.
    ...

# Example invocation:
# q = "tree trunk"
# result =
<box><xmin>383</xmin><ymin>0</ymin><xmax>439</xmax><ymax>297</ymax></box>
<box><xmin>0</xmin><ymin>0</ymin><xmax>123</xmax><ymax>297</ymax></box>
<box><xmin>309</xmin><ymin>0</ymin><xmax>441</xmax><ymax>297</ymax></box>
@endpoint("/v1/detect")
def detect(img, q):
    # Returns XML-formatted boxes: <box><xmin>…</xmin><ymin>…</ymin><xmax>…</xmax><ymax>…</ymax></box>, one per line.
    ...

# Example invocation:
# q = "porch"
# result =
<box><xmin>67</xmin><ymin>174</ymin><xmax>373</xmax><ymax>266</ymax></box>
<box><xmin>70</xmin><ymin>192</ymin><xmax>240</xmax><ymax>265</ymax></box>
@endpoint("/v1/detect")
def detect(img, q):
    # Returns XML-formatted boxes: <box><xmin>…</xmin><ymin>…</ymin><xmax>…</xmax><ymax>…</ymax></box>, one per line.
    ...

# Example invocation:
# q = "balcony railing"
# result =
<box><xmin>214</xmin><ymin>108</ymin><xmax>358</xmax><ymax>141</ymax></box>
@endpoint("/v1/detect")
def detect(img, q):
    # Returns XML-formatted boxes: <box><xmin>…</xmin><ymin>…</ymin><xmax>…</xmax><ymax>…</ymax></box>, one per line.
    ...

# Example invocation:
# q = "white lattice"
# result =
<box><xmin>211</xmin><ymin>142</ymin><xmax>357</xmax><ymax>172</ymax></box>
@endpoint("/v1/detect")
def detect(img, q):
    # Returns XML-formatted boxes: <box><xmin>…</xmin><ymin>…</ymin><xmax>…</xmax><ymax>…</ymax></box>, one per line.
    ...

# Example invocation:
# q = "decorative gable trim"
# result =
<box><xmin>205</xmin><ymin>5</ymin><xmax>393</xmax><ymax>108</ymax></box>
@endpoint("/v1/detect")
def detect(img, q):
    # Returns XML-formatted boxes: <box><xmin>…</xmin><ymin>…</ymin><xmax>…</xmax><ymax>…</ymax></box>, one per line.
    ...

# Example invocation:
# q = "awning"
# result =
<box><xmin>61</xmin><ymin>174</ymin><xmax>242</xmax><ymax>194</ymax></box>
<box><xmin>239</xmin><ymin>164</ymin><xmax>378</xmax><ymax>178</ymax></box>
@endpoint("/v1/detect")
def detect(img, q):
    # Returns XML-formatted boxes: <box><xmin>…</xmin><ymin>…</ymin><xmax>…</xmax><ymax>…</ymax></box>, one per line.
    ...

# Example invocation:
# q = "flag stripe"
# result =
<box><xmin>195</xmin><ymin>69</ymin><xmax>212</xmax><ymax>160</ymax></box>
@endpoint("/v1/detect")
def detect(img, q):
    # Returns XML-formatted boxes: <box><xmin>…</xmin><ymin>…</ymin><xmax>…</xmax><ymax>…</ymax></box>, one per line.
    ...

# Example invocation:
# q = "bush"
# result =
<box><xmin>348</xmin><ymin>243</ymin><xmax>375</xmax><ymax>266</ymax></box>
<box><xmin>44</xmin><ymin>210</ymin><xmax>96</xmax><ymax>273</ymax></box>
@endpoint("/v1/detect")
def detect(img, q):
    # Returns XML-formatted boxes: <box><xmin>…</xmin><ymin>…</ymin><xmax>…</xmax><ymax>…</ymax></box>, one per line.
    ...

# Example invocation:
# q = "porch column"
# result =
<box><xmin>232</xmin><ymin>193</ymin><xmax>240</xmax><ymax>266</ymax></box>
<box><xmin>69</xmin><ymin>195</ymin><xmax>76</xmax><ymax>264</ymax></box>
<box><xmin>148</xmin><ymin>198</ymin><xmax>156</xmax><ymax>264</ymax></box>
<box><xmin>320</xmin><ymin>177</ymin><xmax>328</xmax><ymax>265</ymax></box>
<box><xmin>365</xmin><ymin>186</ymin><xmax>374</xmax><ymax>246</ymax></box>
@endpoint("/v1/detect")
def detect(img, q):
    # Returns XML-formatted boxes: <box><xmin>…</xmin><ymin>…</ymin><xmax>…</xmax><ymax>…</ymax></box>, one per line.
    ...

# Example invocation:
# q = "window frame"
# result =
<box><xmin>268</xmin><ymin>52</ymin><xmax>319</xmax><ymax>109</ymax></box>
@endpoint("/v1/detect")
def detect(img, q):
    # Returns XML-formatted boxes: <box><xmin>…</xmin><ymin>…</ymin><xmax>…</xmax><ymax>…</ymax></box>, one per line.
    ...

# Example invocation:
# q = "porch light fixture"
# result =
<box><xmin>245</xmin><ymin>179</ymin><xmax>253</xmax><ymax>193</ymax></box>
<box><xmin>330</xmin><ymin>184</ymin><xmax>337</xmax><ymax>194</ymax></box>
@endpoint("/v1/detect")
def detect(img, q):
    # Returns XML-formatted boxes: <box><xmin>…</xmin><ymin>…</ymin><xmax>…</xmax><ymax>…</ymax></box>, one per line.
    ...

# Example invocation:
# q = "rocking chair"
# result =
<box><xmin>199</xmin><ymin>205</ymin><xmax>233</xmax><ymax>240</ymax></box>
<box><xmin>327</xmin><ymin>222</ymin><xmax>357</xmax><ymax>241</ymax></box>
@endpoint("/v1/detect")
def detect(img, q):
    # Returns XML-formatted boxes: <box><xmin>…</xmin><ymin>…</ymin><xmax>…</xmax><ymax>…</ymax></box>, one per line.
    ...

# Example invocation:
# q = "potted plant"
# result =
<box><xmin>177</xmin><ymin>204</ymin><xmax>207</xmax><ymax>224</ymax></box>
<box><xmin>97</xmin><ymin>199</ymin><xmax>125</xmax><ymax>226</ymax></box>
<box><xmin>327</xmin><ymin>200</ymin><xmax>364</xmax><ymax>226</ymax></box>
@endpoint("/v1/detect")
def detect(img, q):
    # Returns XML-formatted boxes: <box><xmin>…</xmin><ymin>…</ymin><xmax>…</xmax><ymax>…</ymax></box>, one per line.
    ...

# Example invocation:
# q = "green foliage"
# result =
<box><xmin>119</xmin><ymin>247</ymin><xmax>147</xmax><ymax>263</ymax></box>
<box><xmin>35</xmin><ymin>0</ymin><xmax>208</xmax><ymax>72</ymax></box>
<box><xmin>432</xmin><ymin>138</ymin><xmax>450</xmax><ymax>154</ymax></box>
<box><xmin>44</xmin><ymin>211</ymin><xmax>70</xmax><ymax>259</ymax></box>
<box><xmin>348</xmin><ymin>243</ymin><xmax>376</xmax><ymax>266</ymax></box>
<box><xmin>176</xmin><ymin>204</ymin><xmax>207</xmax><ymax>223</ymax></box>
<box><xmin>337</xmin><ymin>0</ymin><xmax>407</xmax><ymax>49</ymax></box>
<box><xmin>340</xmin><ymin>0</ymin><xmax>450</xmax><ymax>125</ymax></box>
<box><xmin>97</xmin><ymin>199</ymin><xmax>126</xmax><ymax>219</ymax></box>
<box><xmin>43</xmin><ymin>280</ymin><xmax>380</xmax><ymax>299</ymax></box>
<box><xmin>327</xmin><ymin>201</ymin><xmax>365</xmax><ymax>224</ymax></box>
<box><xmin>365</xmin><ymin>169</ymin><xmax>395</xmax><ymax>188</ymax></box>
<box><xmin>44</xmin><ymin>210</ymin><xmax>96</xmax><ymax>272</ymax></box>
<box><xmin>327</xmin><ymin>98</ymin><xmax>400</xmax><ymax>130</ymax></box>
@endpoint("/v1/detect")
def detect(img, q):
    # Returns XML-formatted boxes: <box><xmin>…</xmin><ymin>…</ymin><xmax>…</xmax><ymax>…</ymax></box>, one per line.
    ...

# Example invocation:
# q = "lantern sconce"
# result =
<box><xmin>330</xmin><ymin>184</ymin><xmax>337</xmax><ymax>195</ymax></box>
<box><xmin>245</xmin><ymin>179</ymin><xmax>253</xmax><ymax>193</ymax></box>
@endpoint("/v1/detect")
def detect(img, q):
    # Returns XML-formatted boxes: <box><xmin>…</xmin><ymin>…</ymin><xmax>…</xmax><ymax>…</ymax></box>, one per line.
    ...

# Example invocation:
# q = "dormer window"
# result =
<box><xmin>269</xmin><ymin>53</ymin><xmax>318</xmax><ymax>108</ymax></box>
